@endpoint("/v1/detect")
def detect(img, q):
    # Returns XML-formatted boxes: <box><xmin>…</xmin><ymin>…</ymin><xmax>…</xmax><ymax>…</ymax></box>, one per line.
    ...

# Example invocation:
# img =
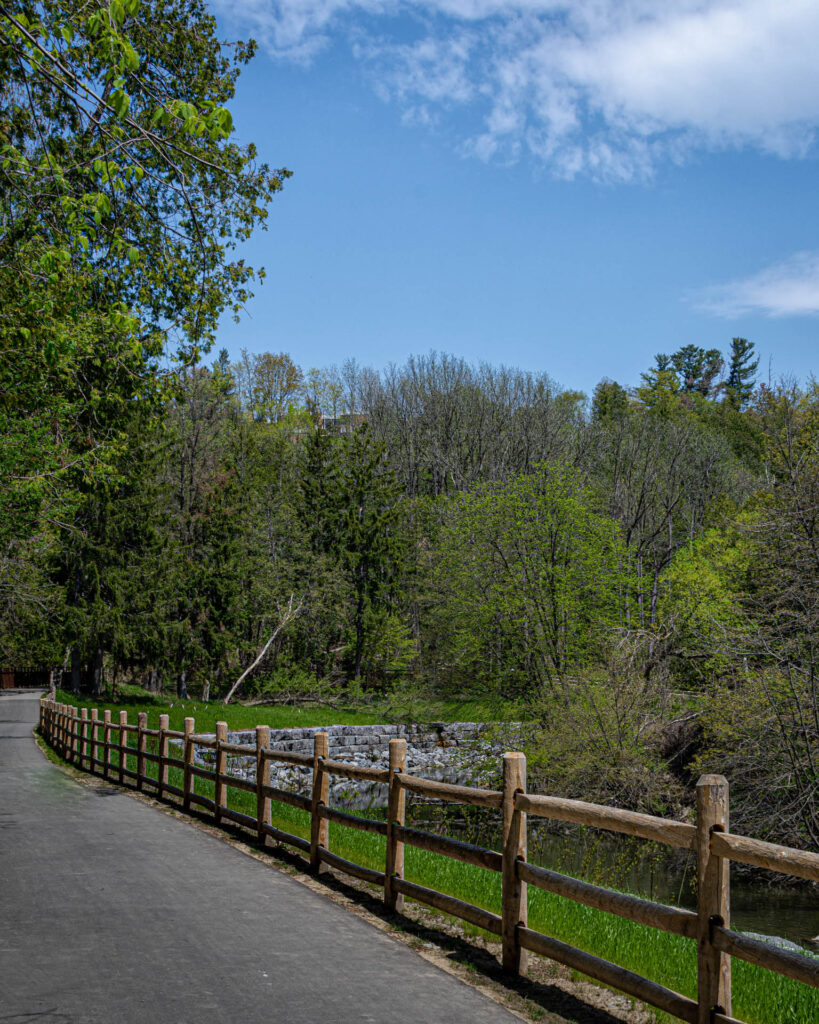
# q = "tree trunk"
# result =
<box><xmin>91</xmin><ymin>648</ymin><xmax>103</xmax><ymax>697</ymax></box>
<box><xmin>177</xmin><ymin>670</ymin><xmax>187</xmax><ymax>699</ymax></box>
<box><xmin>71</xmin><ymin>649</ymin><xmax>81</xmax><ymax>694</ymax></box>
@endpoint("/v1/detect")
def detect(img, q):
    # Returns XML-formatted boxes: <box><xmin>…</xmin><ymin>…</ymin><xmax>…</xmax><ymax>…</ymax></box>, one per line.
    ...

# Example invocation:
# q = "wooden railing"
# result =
<box><xmin>38</xmin><ymin>699</ymin><xmax>819</xmax><ymax>1024</ymax></box>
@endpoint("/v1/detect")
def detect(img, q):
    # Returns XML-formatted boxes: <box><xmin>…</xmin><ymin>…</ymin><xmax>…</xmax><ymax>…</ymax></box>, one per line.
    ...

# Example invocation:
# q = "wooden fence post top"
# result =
<box><xmin>81</xmin><ymin>707</ymin><xmax>88</xmax><ymax>719</ymax></box>
<box><xmin>137</xmin><ymin>711</ymin><xmax>148</xmax><ymax>725</ymax></box>
<box><xmin>90</xmin><ymin>708</ymin><xmax>98</xmax><ymax>720</ymax></box>
<box><xmin>103</xmin><ymin>709</ymin><xmax>111</xmax><ymax>722</ymax></box>
<box><xmin>119</xmin><ymin>710</ymin><xmax>127</xmax><ymax>724</ymax></box>
<box><xmin>256</xmin><ymin>724</ymin><xmax>270</xmax><ymax>744</ymax></box>
<box><xmin>158</xmin><ymin>713</ymin><xmax>169</xmax><ymax>729</ymax></box>
<box><xmin>216</xmin><ymin>720</ymin><xmax>227</xmax><ymax>739</ymax></box>
<box><xmin>697</xmin><ymin>774</ymin><xmax>729</xmax><ymax>791</ymax></box>
<box><xmin>184</xmin><ymin>716</ymin><xmax>194</xmax><ymax>734</ymax></box>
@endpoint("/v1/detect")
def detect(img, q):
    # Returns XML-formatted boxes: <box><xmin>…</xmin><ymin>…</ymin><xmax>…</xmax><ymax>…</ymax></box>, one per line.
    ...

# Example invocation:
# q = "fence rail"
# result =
<box><xmin>38</xmin><ymin>699</ymin><xmax>819</xmax><ymax>1024</ymax></box>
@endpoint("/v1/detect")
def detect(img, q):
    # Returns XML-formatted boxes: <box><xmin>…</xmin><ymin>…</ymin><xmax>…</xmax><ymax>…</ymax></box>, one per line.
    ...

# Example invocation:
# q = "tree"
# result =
<box><xmin>299</xmin><ymin>425</ymin><xmax>408</xmax><ymax>683</ymax></box>
<box><xmin>592</xmin><ymin>378</ymin><xmax>629</xmax><ymax>422</ymax></box>
<box><xmin>0</xmin><ymin>0</ymin><xmax>288</xmax><ymax>656</ymax></box>
<box><xmin>636</xmin><ymin>355</ymin><xmax>681</xmax><ymax>415</ymax></box>
<box><xmin>436</xmin><ymin>463</ymin><xmax>624</xmax><ymax>699</ymax></box>
<box><xmin>1</xmin><ymin>1</ymin><xmax>287</xmax><ymax>356</ymax></box>
<box><xmin>725</xmin><ymin>338</ymin><xmax>759</xmax><ymax>410</ymax></box>
<box><xmin>247</xmin><ymin>351</ymin><xmax>303</xmax><ymax>423</ymax></box>
<box><xmin>670</xmin><ymin>345</ymin><xmax>723</xmax><ymax>397</ymax></box>
<box><xmin>675</xmin><ymin>382</ymin><xmax>819</xmax><ymax>848</ymax></box>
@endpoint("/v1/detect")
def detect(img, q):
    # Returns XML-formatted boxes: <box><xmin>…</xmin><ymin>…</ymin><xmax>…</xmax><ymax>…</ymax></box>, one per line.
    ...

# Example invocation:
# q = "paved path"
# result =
<box><xmin>0</xmin><ymin>693</ymin><xmax>522</xmax><ymax>1024</ymax></box>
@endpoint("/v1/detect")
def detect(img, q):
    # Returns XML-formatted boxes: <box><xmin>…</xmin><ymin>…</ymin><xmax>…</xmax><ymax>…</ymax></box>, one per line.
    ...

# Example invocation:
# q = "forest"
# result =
<box><xmin>2</xmin><ymin>2</ymin><xmax>817</xmax><ymax>852</ymax></box>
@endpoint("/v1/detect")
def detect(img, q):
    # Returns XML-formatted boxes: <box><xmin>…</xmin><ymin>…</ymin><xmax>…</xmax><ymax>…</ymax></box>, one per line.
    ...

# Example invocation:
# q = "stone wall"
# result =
<box><xmin>184</xmin><ymin>721</ymin><xmax>520</xmax><ymax>809</ymax></box>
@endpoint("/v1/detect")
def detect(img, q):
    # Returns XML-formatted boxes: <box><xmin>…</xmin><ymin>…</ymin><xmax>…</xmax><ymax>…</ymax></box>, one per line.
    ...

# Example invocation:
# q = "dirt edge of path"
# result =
<box><xmin>34</xmin><ymin>729</ymin><xmax>655</xmax><ymax>1024</ymax></box>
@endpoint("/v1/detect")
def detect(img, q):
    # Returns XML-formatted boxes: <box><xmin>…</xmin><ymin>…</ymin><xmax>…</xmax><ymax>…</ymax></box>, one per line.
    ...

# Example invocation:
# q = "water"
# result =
<box><xmin>405</xmin><ymin>800</ymin><xmax>819</xmax><ymax>950</ymax></box>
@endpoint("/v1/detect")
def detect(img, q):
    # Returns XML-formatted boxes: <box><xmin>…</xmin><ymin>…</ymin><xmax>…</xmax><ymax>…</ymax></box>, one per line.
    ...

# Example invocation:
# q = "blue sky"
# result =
<box><xmin>213</xmin><ymin>1</ymin><xmax>819</xmax><ymax>396</ymax></box>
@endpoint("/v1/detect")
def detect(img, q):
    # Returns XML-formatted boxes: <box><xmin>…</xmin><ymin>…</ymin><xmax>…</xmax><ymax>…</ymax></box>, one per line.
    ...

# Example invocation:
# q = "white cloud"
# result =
<box><xmin>695</xmin><ymin>253</ymin><xmax>819</xmax><ymax>318</ymax></box>
<box><xmin>216</xmin><ymin>1</ymin><xmax>819</xmax><ymax>180</ymax></box>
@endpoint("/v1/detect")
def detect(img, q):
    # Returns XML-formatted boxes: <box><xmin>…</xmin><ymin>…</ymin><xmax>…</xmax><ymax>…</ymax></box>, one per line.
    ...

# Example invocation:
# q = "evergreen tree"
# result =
<box><xmin>671</xmin><ymin>345</ymin><xmax>723</xmax><ymax>397</ymax></box>
<box><xmin>637</xmin><ymin>355</ymin><xmax>681</xmax><ymax>415</ymax></box>
<box><xmin>726</xmin><ymin>337</ymin><xmax>759</xmax><ymax>409</ymax></box>
<box><xmin>335</xmin><ymin>427</ymin><xmax>408</xmax><ymax>682</ymax></box>
<box><xmin>591</xmin><ymin>379</ymin><xmax>629</xmax><ymax>422</ymax></box>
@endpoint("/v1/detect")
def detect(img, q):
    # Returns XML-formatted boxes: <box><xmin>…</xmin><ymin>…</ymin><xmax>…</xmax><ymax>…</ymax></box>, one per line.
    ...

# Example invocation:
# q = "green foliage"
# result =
<box><xmin>694</xmin><ymin>671</ymin><xmax>819</xmax><ymax>849</ymax></box>
<box><xmin>670</xmin><ymin>344</ymin><xmax>723</xmax><ymax>397</ymax></box>
<box><xmin>726</xmin><ymin>337</ymin><xmax>759</xmax><ymax>410</ymax></box>
<box><xmin>591</xmin><ymin>378</ymin><xmax>629</xmax><ymax>421</ymax></box>
<box><xmin>0</xmin><ymin>1</ymin><xmax>287</xmax><ymax>660</ymax></box>
<box><xmin>658</xmin><ymin>519</ymin><xmax>752</xmax><ymax>684</ymax></box>
<box><xmin>525</xmin><ymin>676</ymin><xmax>685</xmax><ymax>814</ymax></box>
<box><xmin>636</xmin><ymin>355</ymin><xmax>682</xmax><ymax>415</ymax></box>
<box><xmin>435</xmin><ymin>463</ymin><xmax>624</xmax><ymax>697</ymax></box>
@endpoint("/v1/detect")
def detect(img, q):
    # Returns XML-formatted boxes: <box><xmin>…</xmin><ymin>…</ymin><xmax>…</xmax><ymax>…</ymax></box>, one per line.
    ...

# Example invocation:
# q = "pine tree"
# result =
<box><xmin>671</xmin><ymin>345</ymin><xmax>723</xmax><ymax>397</ymax></box>
<box><xmin>726</xmin><ymin>338</ymin><xmax>759</xmax><ymax>409</ymax></box>
<box><xmin>335</xmin><ymin>427</ymin><xmax>407</xmax><ymax>681</ymax></box>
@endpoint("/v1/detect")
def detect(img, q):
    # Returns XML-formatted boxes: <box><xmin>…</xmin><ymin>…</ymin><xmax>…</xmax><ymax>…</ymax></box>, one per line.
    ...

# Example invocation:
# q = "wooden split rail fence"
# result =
<box><xmin>39</xmin><ymin>699</ymin><xmax>819</xmax><ymax>1024</ymax></box>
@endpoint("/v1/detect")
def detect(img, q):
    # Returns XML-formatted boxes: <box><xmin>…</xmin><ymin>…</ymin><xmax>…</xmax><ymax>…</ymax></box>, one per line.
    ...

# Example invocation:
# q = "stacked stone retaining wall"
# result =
<box><xmin>183</xmin><ymin>722</ymin><xmax>523</xmax><ymax>809</ymax></box>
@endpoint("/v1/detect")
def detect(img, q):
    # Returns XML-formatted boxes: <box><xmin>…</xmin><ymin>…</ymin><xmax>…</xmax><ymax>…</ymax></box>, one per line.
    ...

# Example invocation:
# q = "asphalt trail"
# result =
<box><xmin>0</xmin><ymin>692</ymin><xmax>522</xmax><ymax>1024</ymax></box>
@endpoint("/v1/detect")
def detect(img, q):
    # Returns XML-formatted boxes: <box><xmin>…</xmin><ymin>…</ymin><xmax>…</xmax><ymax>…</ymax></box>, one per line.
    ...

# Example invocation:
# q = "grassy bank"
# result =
<box><xmin>53</xmin><ymin>687</ymin><xmax>513</xmax><ymax>733</ymax></box>
<box><xmin>44</xmin><ymin>703</ymin><xmax>819</xmax><ymax>1024</ymax></box>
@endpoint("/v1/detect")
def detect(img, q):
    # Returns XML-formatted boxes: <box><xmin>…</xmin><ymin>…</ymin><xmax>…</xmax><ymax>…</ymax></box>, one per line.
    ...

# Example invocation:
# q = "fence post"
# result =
<box><xmin>80</xmin><ymin>707</ymin><xmax>89</xmax><ymax>768</ymax></box>
<box><xmin>214</xmin><ymin>721</ymin><xmax>227</xmax><ymax>824</ymax></box>
<box><xmin>157</xmin><ymin>713</ymin><xmax>169</xmax><ymax>800</ymax></box>
<box><xmin>72</xmin><ymin>707</ymin><xmax>80</xmax><ymax>763</ymax></box>
<box><xmin>384</xmin><ymin>737</ymin><xmax>407</xmax><ymax>912</ymax></box>
<box><xmin>310</xmin><ymin>732</ymin><xmax>329</xmax><ymax>872</ymax></box>
<box><xmin>502</xmin><ymin>751</ymin><xmax>528</xmax><ymax>975</ymax></box>
<box><xmin>103</xmin><ymin>710</ymin><xmax>112</xmax><ymax>779</ymax></box>
<box><xmin>136</xmin><ymin>712</ymin><xmax>148</xmax><ymax>790</ymax></box>
<box><xmin>183</xmin><ymin>717</ymin><xmax>195</xmax><ymax>812</ymax></box>
<box><xmin>118</xmin><ymin>711</ymin><xmax>128</xmax><ymax>784</ymax></box>
<box><xmin>61</xmin><ymin>704</ymin><xmax>68</xmax><ymax>755</ymax></box>
<box><xmin>696</xmin><ymin>774</ymin><xmax>731</xmax><ymax>1024</ymax></box>
<box><xmin>90</xmin><ymin>708</ymin><xmax>99</xmax><ymax>772</ymax></box>
<box><xmin>256</xmin><ymin>725</ymin><xmax>271</xmax><ymax>845</ymax></box>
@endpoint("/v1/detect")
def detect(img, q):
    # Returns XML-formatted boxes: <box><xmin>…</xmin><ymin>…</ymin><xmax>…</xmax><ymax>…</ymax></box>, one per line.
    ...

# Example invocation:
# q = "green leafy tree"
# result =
<box><xmin>0</xmin><ymin>0</ymin><xmax>288</xmax><ymax>659</ymax></box>
<box><xmin>436</xmin><ymin>463</ymin><xmax>624</xmax><ymax>700</ymax></box>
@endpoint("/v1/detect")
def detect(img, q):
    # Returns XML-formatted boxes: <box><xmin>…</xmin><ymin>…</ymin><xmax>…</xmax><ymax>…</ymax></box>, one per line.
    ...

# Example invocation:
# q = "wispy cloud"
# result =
<box><xmin>216</xmin><ymin>1</ymin><xmax>819</xmax><ymax>181</ymax></box>
<box><xmin>695</xmin><ymin>252</ymin><xmax>819</xmax><ymax>318</ymax></box>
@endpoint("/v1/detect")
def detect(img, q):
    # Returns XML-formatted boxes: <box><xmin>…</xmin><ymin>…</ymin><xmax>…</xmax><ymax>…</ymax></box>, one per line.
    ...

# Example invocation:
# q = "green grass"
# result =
<box><xmin>53</xmin><ymin>686</ymin><xmax>515</xmax><ymax>733</ymax></box>
<box><xmin>45</xmin><ymin>703</ymin><xmax>818</xmax><ymax>1024</ymax></box>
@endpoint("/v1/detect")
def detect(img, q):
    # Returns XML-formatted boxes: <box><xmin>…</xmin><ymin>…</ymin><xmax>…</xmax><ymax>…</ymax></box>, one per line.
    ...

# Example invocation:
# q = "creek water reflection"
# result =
<box><xmin>402</xmin><ymin>799</ymin><xmax>819</xmax><ymax>950</ymax></box>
